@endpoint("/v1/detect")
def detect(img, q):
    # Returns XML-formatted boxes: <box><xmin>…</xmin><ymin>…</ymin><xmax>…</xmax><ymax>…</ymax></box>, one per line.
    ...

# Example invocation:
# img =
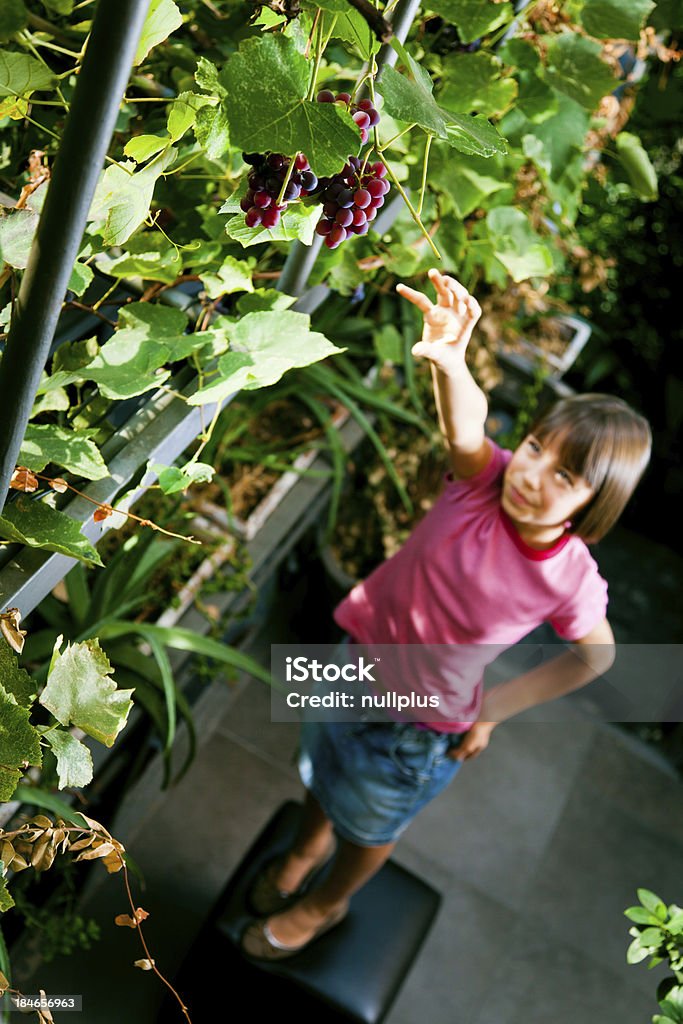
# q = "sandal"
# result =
<box><xmin>241</xmin><ymin>900</ymin><xmax>349</xmax><ymax>961</ymax></box>
<box><xmin>247</xmin><ymin>839</ymin><xmax>336</xmax><ymax>917</ymax></box>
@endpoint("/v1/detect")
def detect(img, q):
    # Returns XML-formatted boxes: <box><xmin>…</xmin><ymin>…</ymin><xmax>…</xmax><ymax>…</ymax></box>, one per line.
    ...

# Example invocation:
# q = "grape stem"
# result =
<box><xmin>276</xmin><ymin>158</ymin><xmax>296</xmax><ymax>207</ymax></box>
<box><xmin>416</xmin><ymin>134</ymin><xmax>432</xmax><ymax>218</ymax></box>
<box><xmin>368</xmin><ymin>64</ymin><xmax>441</xmax><ymax>260</ymax></box>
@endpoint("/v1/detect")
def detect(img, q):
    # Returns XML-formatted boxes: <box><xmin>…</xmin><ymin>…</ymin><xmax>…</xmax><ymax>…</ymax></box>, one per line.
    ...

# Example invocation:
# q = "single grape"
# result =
<box><xmin>367</xmin><ymin>178</ymin><xmax>384</xmax><ymax>198</ymax></box>
<box><xmin>336</xmin><ymin>91</ymin><xmax>352</xmax><ymax>104</ymax></box>
<box><xmin>240</xmin><ymin>195</ymin><xmax>253</xmax><ymax>213</ymax></box>
<box><xmin>323</xmin><ymin>201</ymin><xmax>338</xmax><ymax>218</ymax></box>
<box><xmin>267</xmin><ymin>153</ymin><xmax>286</xmax><ymax>169</ymax></box>
<box><xmin>372</xmin><ymin>161</ymin><xmax>387</xmax><ymax>178</ymax></box>
<box><xmin>329</xmin><ymin>224</ymin><xmax>348</xmax><ymax>244</ymax></box>
<box><xmin>253</xmin><ymin>191</ymin><xmax>272</xmax><ymax>209</ymax></box>
<box><xmin>357</xmin><ymin>98</ymin><xmax>373</xmax><ymax>111</ymax></box>
<box><xmin>301</xmin><ymin>170</ymin><xmax>318</xmax><ymax>190</ymax></box>
<box><xmin>317</xmin><ymin>89</ymin><xmax>335</xmax><ymax>103</ymax></box>
<box><xmin>294</xmin><ymin>153</ymin><xmax>309</xmax><ymax>170</ymax></box>
<box><xmin>261</xmin><ymin>207</ymin><xmax>281</xmax><ymax>229</ymax></box>
<box><xmin>316</xmin><ymin>219</ymin><xmax>333</xmax><ymax>236</ymax></box>
<box><xmin>353</xmin><ymin>111</ymin><xmax>371</xmax><ymax>130</ymax></box>
<box><xmin>245</xmin><ymin>207</ymin><xmax>263</xmax><ymax>228</ymax></box>
<box><xmin>352</xmin><ymin>207</ymin><xmax>367</xmax><ymax>226</ymax></box>
<box><xmin>367</xmin><ymin>108</ymin><xmax>380</xmax><ymax>127</ymax></box>
<box><xmin>353</xmin><ymin>188</ymin><xmax>371</xmax><ymax>208</ymax></box>
<box><xmin>337</xmin><ymin>188</ymin><xmax>354</xmax><ymax>208</ymax></box>
<box><xmin>242</xmin><ymin>152</ymin><xmax>261</xmax><ymax>165</ymax></box>
<box><xmin>366</xmin><ymin>206</ymin><xmax>377</xmax><ymax>222</ymax></box>
<box><xmin>335</xmin><ymin>208</ymin><xmax>354</xmax><ymax>227</ymax></box>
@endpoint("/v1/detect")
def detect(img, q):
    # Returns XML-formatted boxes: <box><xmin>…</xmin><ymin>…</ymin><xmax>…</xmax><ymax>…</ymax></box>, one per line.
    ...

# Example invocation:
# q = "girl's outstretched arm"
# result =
<box><xmin>396</xmin><ymin>269</ymin><xmax>489</xmax><ymax>479</ymax></box>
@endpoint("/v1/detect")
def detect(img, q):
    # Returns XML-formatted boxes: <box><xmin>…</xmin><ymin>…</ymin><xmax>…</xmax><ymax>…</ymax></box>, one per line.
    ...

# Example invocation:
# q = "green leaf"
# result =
<box><xmin>514</xmin><ymin>92</ymin><xmax>588</xmax><ymax>180</ymax></box>
<box><xmin>150</xmin><ymin>460</ymin><xmax>214</xmax><ymax>494</ymax></box>
<box><xmin>328</xmin><ymin>7</ymin><xmax>380</xmax><ymax>59</ymax></box>
<box><xmin>188</xmin><ymin>310</ymin><xmax>345</xmax><ymax>405</ymax></box>
<box><xmin>12</xmin><ymin>783</ymin><xmax>87</xmax><ymax>825</ymax></box>
<box><xmin>616</xmin><ymin>131</ymin><xmax>658</xmax><ymax>200</ymax></box>
<box><xmin>638</xmin><ymin>888</ymin><xmax>669</xmax><ymax>920</ymax></box>
<box><xmin>221</xmin><ymin>35</ymin><xmax>360</xmax><ymax>177</ymax></box>
<box><xmin>236</xmin><ymin>289</ymin><xmax>297</xmax><ymax>314</ymax></box>
<box><xmin>377</xmin><ymin>63</ymin><xmax>447</xmax><ymax>136</ymax></box>
<box><xmin>0</xmin><ymin>639</ymin><xmax>36</xmax><ymax>708</ymax></box>
<box><xmin>429</xmin><ymin>150</ymin><xmax>509</xmax><ymax>218</ymax></box>
<box><xmin>0</xmin><ymin>495</ymin><xmax>103</xmax><ymax>566</ymax></box>
<box><xmin>224</xmin><ymin>201</ymin><xmax>322</xmax><ymax>248</ymax></box>
<box><xmin>19</xmin><ymin>423</ymin><xmax>109</xmax><ymax>480</ymax></box>
<box><xmin>195</xmin><ymin>56</ymin><xmax>227</xmax><ymax>98</ymax></box>
<box><xmin>0</xmin><ymin>682</ymin><xmax>42</xmax><ymax>802</ymax></box>
<box><xmin>626</xmin><ymin>936</ymin><xmax>652</xmax><ymax>964</ymax></box>
<box><xmin>123</xmin><ymin>134</ymin><xmax>169</xmax><ymax>163</ymax></box>
<box><xmin>68</xmin><ymin>260</ymin><xmax>94</xmax><ymax>297</ymax></box>
<box><xmin>167</xmin><ymin>90</ymin><xmax>211</xmax><ymax>142</ymax></box>
<box><xmin>194</xmin><ymin>103</ymin><xmax>231</xmax><ymax>160</ymax></box>
<box><xmin>543</xmin><ymin>33</ymin><xmax>616</xmax><ymax>111</ymax></box>
<box><xmin>45</xmin><ymin>728</ymin><xmax>93</xmax><ymax>789</ymax></box>
<box><xmin>427</xmin><ymin>0</ymin><xmax>513</xmax><ymax>43</ymax></box>
<box><xmin>0</xmin><ymin>49</ymin><xmax>55</xmax><ymax>98</ymax></box>
<box><xmin>40</xmin><ymin>636</ymin><xmax>134</xmax><ymax>748</ymax></box>
<box><xmin>624</xmin><ymin>906</ymin><xmax>664</xmax><ymax>926</ymax></box>
<box><xmin>0</xmin><ymin>1</ymin><xmax>27</xmax><ymax>41</ymax></box>
<box><xmin>201</xmin><ymin>255</ymin><xmax>254</xmax><ymax>299</ymax></box>
<box><xmin>660</xmin><ymin>987</ymin><xmax>683</xmax><ymax>1022</ymax></box>
<box><xmin>0</xmin><ymin>880</ymin><xmax>14</xmax><ymax>912</ymax></box>
<box><xmin>638</xmin><ymin>926</ymin><xmax>667</xmax><ymax>948</ymax></box>
<box><xmin>515</xmin><ymin>71</ymin><xmax>559</xmax><ymax>123</ymax></box>
<box><xmin>88</xmin><ymin>150</ymin><xmax>176</xmax><ymax>246</ymax></box>
<box><xmin>485</xmin><ymin>206</ymin><xmax>554</xmax><ymax>281</ymax></box>
<box><xmin>41</xmin><ymin>302</ymin><xmax>200</xmax><ymax>401</ymax></box>
<box><xmin>374</xmin><ymin>324</ymin><xmax>404</xmax><ymax>363</ymax></box>
<box><xmin>95</xmin><ymin>246</ymin><xmax>182</xmax><ymax>284</ymax></box>
<box><xmin>438</xmin><ymin>52</ymin><xmax>518</xmax><ymax>116</ymax></box>
<box><xmin>441</xmin><ymin>112</ymin><xmax>508</xmax><ymax>156</ymax></box>
<box><xmin>581</xmin><ymin>0</ymin><xmax>655</xmax><ymax>39</ymax></box>
<box><xmin>0</xmin><ymin>207</ymin><xmax>38</xmax><ymax>269</ymax></box>
<box><xmin>133</xmin><ymin>0</ymin><xmax>182</xmax><ymax>65</ymax></box>
<box><xmin>498</xmin><ymin>38</ymin><xmax>541</xmax><ymax>71</ymax></box>
<box><xmin>41</xmin><ymin>0</ymin><xmax>74</xmax><ymax>12</ymax></box>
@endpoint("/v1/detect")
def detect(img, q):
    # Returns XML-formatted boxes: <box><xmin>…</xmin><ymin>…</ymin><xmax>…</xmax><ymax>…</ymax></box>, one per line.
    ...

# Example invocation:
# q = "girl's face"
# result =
<box><xmin>502</xmin><ymin>434</ymin><xmax>595</xmax><ymax>540</ymax></box>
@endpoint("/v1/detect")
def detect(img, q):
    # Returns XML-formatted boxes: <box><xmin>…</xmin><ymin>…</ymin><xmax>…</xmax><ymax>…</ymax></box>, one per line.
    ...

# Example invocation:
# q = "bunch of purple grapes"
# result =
<box><xmin>239</xmin><ymin>151</ymin><xmax>318</xmax><ymax>230</ymax></box>
<box><xmin>315</xmin><ymin>89</ymin><xmax>380</xmax><ymax>145</ymax></box>
<box><xmin>314</xmin><ymin>156</ymin><xmax>390</xmax><ymax>249</ymax></box>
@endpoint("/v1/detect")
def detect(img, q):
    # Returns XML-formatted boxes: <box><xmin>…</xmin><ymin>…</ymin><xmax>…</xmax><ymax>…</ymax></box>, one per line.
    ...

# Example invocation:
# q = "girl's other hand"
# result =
<box><xmin>396</xmin><ymin>268</ymin><xmax>482</xmax><ymax>369</ymax></box>
<box><xmin>448</xmin><ymin>721</ymin><xmax>495</xmax><ymax>762</ymax></box>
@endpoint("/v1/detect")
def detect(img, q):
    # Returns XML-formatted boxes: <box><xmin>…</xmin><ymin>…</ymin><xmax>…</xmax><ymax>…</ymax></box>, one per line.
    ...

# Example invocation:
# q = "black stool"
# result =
<box><xmin>163</xmin><ymin>801</ymin><xmax>441</xmax><ymax>1024</ymax></box>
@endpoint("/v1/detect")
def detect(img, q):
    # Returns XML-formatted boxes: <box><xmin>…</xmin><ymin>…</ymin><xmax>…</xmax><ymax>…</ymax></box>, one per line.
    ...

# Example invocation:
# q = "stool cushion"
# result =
<box><xmin>166</xmin><ymin>801</ymin><xmax>441</xmax><ymax>1024</ymax></box>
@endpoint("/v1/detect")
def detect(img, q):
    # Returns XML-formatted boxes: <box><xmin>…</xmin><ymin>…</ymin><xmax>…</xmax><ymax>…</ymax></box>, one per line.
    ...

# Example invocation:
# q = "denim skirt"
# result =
<box><xmin>298</xmin><ymin>718</ymin><xmax>465</xmax><ymax>847</ymax></box>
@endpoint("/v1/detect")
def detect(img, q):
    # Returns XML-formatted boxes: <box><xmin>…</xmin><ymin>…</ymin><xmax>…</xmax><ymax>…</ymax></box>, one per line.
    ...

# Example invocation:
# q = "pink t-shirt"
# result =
<box><xmin>333</xmin><ymin>439</ymin><xmax>608</xmax><ymax>732</ymax></box>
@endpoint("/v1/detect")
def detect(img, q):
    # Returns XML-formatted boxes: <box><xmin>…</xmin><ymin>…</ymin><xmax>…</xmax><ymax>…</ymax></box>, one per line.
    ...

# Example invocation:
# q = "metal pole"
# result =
<box><xmin>276</xmin><ymin>0</ymin><xmax>422</xmax><ymax>298</ymax></box>
<box><xmin>0</xmin><ymin>0</ymin><xmax>151</xmax><ymax>513</ymax></box>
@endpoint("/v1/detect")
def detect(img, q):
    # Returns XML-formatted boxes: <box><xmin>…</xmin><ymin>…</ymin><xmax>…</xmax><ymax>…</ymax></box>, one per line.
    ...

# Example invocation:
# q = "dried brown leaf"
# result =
<box><xmin>48</xmin><ymin>477</ymin><xmax>68</xmax><ymax>493</ymax></box>
<box><xmin>134</xmin><ymin>958</ymin><xmax>155</xmax><ymax>971</ymax></box>
<box><xmin>10</xmin><ymin>466</ymin><xmax>38</xmax><ymax>492</ymax></box>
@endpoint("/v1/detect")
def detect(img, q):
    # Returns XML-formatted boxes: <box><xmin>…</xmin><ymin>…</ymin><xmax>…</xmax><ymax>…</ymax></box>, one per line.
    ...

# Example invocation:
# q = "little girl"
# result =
<box><xmin>241</xmin><ymin>269</ymin><xmax>652</xmax><ymax>960</ymax></box>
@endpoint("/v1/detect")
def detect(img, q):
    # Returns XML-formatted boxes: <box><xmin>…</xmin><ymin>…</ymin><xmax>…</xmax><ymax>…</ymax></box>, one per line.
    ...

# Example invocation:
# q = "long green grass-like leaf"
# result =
<box><xmin>96</xmin><ymin>622</ymin><xmax>280</xmax><ymax>690</ymax></box>
<box><xmin>11</xmin><ymin>785</ymin><xmax>87</xmax><ymax>826</ymax></box>
<box><xmin>64</xmin><ymin>563</ymin><xmax>90</xmax><ymax>632</ymax></box>
<box><xmin>102</xmin><ymin>646</ymin><xmax>197</xmax><ymax>785</ymax></box>
<box><xmin>0</xmin><ymin>921</ymin><xmax>11</xmax><ymax>985</ymax></box>
<box><xmin>298</xmin><ymin>392</ymin><xmax>347</xmax><ymax>538</ymax></box>
<box><xmin>304</xmin><ymin>365</ymin><xmax>414</xmax><ymax>516</ymax></box>
<box><xmin>89</xmin><ymin>532</ymin><xmax>178</xmax><ymax>625</ymax></box>
<box><xmin>137</xmin><ymin>630</ymin><xmax>176</xmax><ymax>755</ymax></box>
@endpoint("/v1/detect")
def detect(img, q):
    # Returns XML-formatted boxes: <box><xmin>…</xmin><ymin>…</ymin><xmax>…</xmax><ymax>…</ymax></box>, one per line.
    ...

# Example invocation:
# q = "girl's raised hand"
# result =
<box><xmin>396</xmin><ymin>268</ymin><xmax>481</xmax><ymax>369</ymax></box>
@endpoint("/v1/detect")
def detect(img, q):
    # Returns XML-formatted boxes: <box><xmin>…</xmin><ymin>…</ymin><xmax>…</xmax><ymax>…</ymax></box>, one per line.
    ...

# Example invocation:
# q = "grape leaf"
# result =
<box><xmin>442</xmin><ymin>112</ymin><xmax>508</xmax><ymax>156</ymax></box>
<box><xmin>328</xmin><ymin>8</ymin><xmax>380</xmax><ymax>59</ymax></box>
<box><xmin>88</xmin><ymin>150</ymin><xmax>176</xmax><ymax>246</ymax></box>
<box><xmin>68</xmin><ymin>260</ymin><xmax>94</xmax><ymax>297</ymax></box>
<box><xmin>41</xmin><ymin>636</ymin><xmax>134</xmax><ymax>748</ymax></box>
<box><xmin>0</xmin><ymin>207</ymin><xmax>38</xmax><ymax>269</ymax></box>
<box><xmin>0</xmin><ymin>878</ymin><xmax>14</xmax><ymax>912</ymax></box>
<box><xmin>150</xmin><ymin>461</ymin><xmax>214</xmax><ymax>494</ymax></box>
<box><xmin>96</xmin><ymin>246</ymin><xmax>182</xmax><ymax>284</ymax></box>
<box><xmin>188</xmin><ymin>310</ymin><xmax>345</xmax><ymax>405</ymax></box>
<box><xmin>0</xmin><ymin>495</ymin><xmax>103</xmax><ymax>566</ymax></box>
<box><xmin>167</xmin><ymin>91</ymin><xmax>211</xmax><ymax>142</ymax></box>
<box><xmin>377</xmin><ymin>63</ymin><xmax>448</xmax><ymax>136</ymax></box>
<box><xmin>201</xmin><ymin>255</ymin><xmax>254</xmax><ymax>299</ymax></box>
<box><xmin>235</xmin><ymin>289</ymin><xmax>296</xmax><ymax>314</ymax></box>
<box><xmin>0</xmin><ymin>49</ymin><xmax>55</xmax><ymax>97</ymax></box>
<box><xmin>0</xmin><ymin>638</ymin><xmax>36</xmax><ymax>709</ymax></box>
<box><xmin>194</xmin><ymin>103</ymin><xmax>230</xmax><ymax>160</ymax></box>
<box><xmin>429</xmin><ymin>150</ymin><xmax>509</xmax><ymax>218</ymax></box>
<box><xmin>18</xmin><ymin>424</ymin><xmax>109</xmax><ymax>480</ymax></box>
<box><xmin>427</xmin><ymin>0</ymin><xmax>513</xmax><ymax>43</ymax></box>
<box><xmin>43</xmin><ymin>302</ymin><xmax>201</xmax><ymax>400</ymax></box>
<box><xmin>195</xmin><ymin>56</ymin><xmax>227</xmax><ymax>98</ymax></box>
<box><xmin>0</xmin><ymin>682</ymin><xmax>42</xmax><ymax>802</ymax></box>
<box><xmin>45</xmin><ymin>728</ymin><xmax>93</xmax><ymax>789</ymax></box>
<box><xmin>616</xmin><ymin>131</ymin><xmax>658</xmax><ymax>199</ymax></box>
<box><xmin>0</xmin><ymin>1</ymin><xmax>27</xmax><ymax>41</ymax></box>
<box><xmin>485</xmin><ymin>206</ymin><xmax>554</xmax><ymax>281</ymax></box>
<box><xmin>133</xmin><ymin>0</ymin><xmax>182</xmax><ymax>65</ymax></box>
<box><xmin>543</xmin><ymin>33</ymin><xmax>616</xmax><ymax>111</ymax></box>
<box><xmin>580</xmin><ymin>0</ymin><xmax>655</xmax><ymax>40</ymax></box>
<box><xmin>220</xmin><ymin>35</ymin><xmax>360</xmax><ymax>177</ymax></box>
<box><xmin>224</xmin><ymin>201</ymin><xmax>322</xmax><ymax>247</ymax></box>
<box><xmin>123</xmin><ymin>134</ymin><xmax>168</xmax><ymax>163</ymax></box>
<box><xmin>438</xmin><ymin>52</ymin><xmax>518</xmax><ymax>117</ymax></box>
<box><xmin>41</xmin><ymin>0</ymin><xmax>73</xmax><ymax>12</ymax></box>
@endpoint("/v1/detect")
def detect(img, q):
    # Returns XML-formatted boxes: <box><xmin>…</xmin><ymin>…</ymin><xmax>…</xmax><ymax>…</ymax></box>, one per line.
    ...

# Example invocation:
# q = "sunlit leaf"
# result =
<box><xmin>0</xmin><ymin>495</ymin><xmax>103</xmax><ymax>566</ymax></box>
<box><xmin>19</xmin><ymin>424</ymin><xmax>109</xmax><ymax>481</ymax></box>
<box><xmin>45</xmin><ymin>728</ymin><xmax>93</xmax><ymax>789</ymax></box>
<box><xmin>134</xmin><ymin>0</ymin><xmax>182</xmax><ymax>65</ymax></box>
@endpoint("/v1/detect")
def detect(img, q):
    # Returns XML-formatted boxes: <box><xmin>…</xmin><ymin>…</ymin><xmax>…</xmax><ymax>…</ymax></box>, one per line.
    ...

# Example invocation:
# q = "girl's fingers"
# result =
<box><xmin>428</xmin><ymin>268</ymin><xmax>469</xmax><ymax>304</ymax></box>
<box><xmin>396</xmin><ymin>282</ymin><xmax>433</xmax><ymax>314</ymax></box>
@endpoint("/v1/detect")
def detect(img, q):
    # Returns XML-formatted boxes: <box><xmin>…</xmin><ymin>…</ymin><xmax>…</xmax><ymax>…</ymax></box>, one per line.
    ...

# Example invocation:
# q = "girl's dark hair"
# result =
<box><xmin>528</xmin><ymin>393</ymin><xmax>652</xmax><ymax>543</ymax></box>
